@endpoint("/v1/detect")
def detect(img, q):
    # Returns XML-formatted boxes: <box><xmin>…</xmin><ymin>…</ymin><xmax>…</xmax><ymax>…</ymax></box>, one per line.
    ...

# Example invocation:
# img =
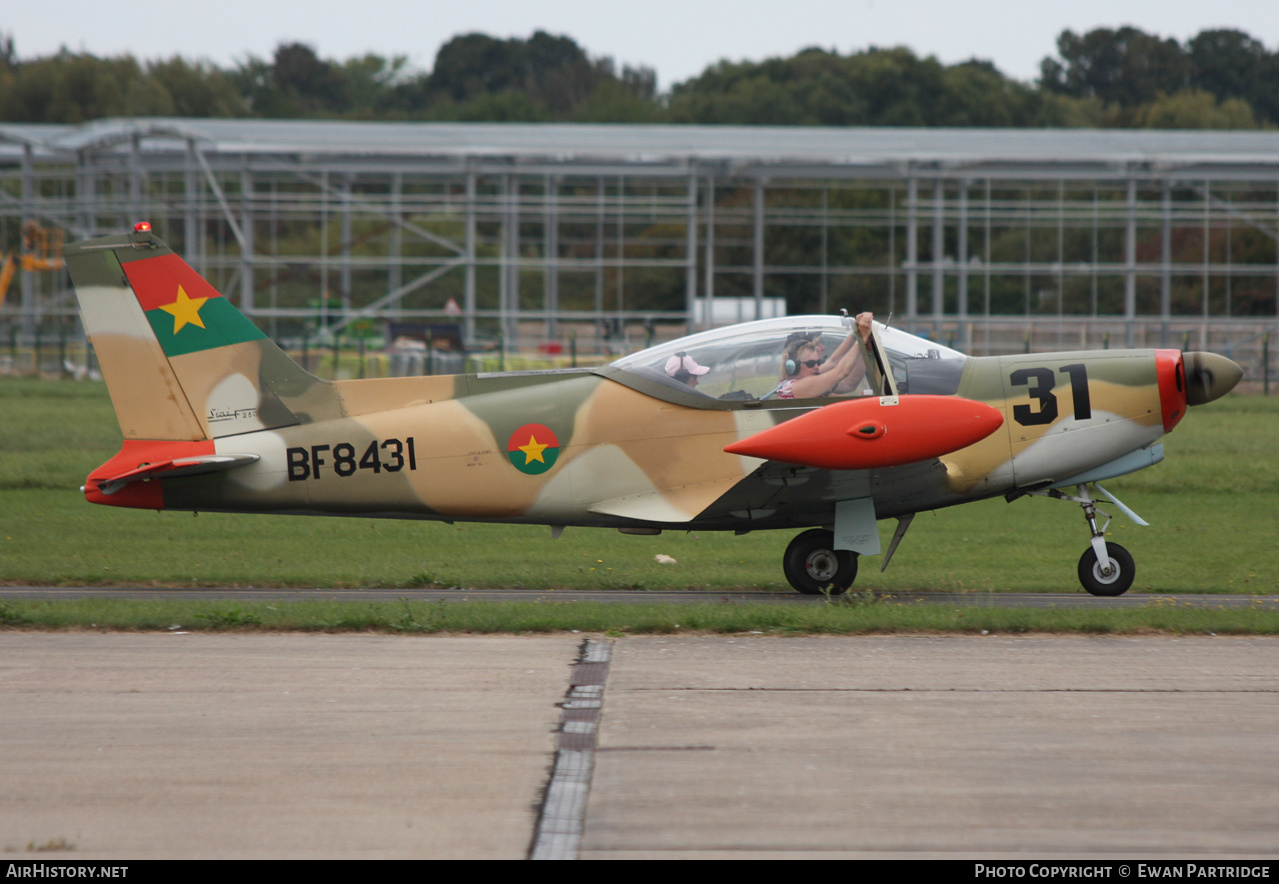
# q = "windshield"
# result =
<box><xmin>608</xmin><ymin>316</ymin><xmax>967</xmax><ymax>403</ymax></box>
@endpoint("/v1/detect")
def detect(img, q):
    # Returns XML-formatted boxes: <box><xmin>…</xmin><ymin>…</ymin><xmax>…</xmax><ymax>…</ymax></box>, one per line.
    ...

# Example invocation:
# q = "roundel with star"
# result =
<box><xmin>506</xmin><ymin>423</ymin><xmax>560</xmax><ymax>475</ymax></box>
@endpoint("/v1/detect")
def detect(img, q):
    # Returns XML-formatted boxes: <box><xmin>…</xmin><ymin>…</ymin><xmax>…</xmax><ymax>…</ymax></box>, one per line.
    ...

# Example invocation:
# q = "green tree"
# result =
<box><xmin>668</xmin><ymin>47</ymin><xmax>1047</xmax><ymax>127</ymax></box>
<box><xmin>431</xmin><ymin>31</ymin><xmax>591</xmax><ymax>117</ymax></box>
<box><xmin>428</xmin><ymin>90</ymin><xmax>552</xmax><ymax>122</ymax></box>
<box><xmin>230</xmin><ymin>42</ymin><xmax>349</xmax><ymax>117</ymax></box>
<box><xmin>1186</xmin><ymin>29</ymin><xmax>1279</xmax><ymax>124</ymax></box>
<box><xmin>1187</xmin><ymin>30</ymin><xmax>1265</xmax><ymax>103</ymax></box>
<box><xmin>1</xmin><ymin>25</ymin><xmax>1275</xmax><ymax>129</ymax></box>
<box><xmin>396</xmin><ymin>31</ymin><xmax>657</xmax><ymax>121</ymax></box>
<box><xmin>271</xmin><ymin>42</ymin><xmax>348</xmax><ymax>115</ymax></box>
<box><xmin>572</xmin><ymin>77</ymin><xmax>665</xmax><ymax>123</ymax></box>
<box><xmin>148</xmin><ymin>57</ymin><xmax>248</xmax><ymax>117</ymax></box>
<box><xmin>1132</xmin><ymin>89</ymin><xmax>1257</xmax><ymax>129</ymax></box>
<box><xmin>1041</xmin><ymin>26</ymin><xmax>1187</xmax><ymax>108</ymax></box>
<box><xmin>938</xmin><ymin>60</ymin><xmax>1043</xmax><ymax>126</ymax></box>
<box><xmin>342</xmin><ymin>53</ymin><xmax>410</xmax><ymax>118</ymax></box>
<box><xmin>0</xmin><ymin>51</ymin><xmax>174</xmax><ymax>121</ymax></box>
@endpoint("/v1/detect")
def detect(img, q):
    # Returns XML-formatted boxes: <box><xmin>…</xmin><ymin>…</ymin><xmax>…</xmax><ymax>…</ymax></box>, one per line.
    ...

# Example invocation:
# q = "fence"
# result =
<box><xmin>2</xmin><ymin>317</ymin><xmax>1275</xmax><ymax>392</ymax></box>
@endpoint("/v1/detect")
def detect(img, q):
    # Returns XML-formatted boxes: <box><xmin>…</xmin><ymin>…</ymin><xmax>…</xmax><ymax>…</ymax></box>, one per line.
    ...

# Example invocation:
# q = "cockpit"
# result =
<box><xmin>601</xmin><ymin>315</ymin><xmax>968</xmax><ymax>405</ymax></box>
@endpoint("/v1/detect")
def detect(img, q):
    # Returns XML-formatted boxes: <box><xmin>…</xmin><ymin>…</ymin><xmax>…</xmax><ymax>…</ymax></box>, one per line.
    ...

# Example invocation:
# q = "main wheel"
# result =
<box><xmin>1077</xmin><ymin>543</ymin><xmax>1135</xmax><ymax>597</ymax></box>
<box><xmin>783</xmin><ymin>529</ymin><xmax>858</xmax><ymax>595</ymax></box>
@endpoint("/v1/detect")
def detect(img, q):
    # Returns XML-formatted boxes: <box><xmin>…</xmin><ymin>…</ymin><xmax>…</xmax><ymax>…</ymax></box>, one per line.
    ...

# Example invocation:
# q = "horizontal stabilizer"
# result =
<box><xmin>724</xmin><ymin>394</ymin><xmax>1004</xmax><ymax>470</ymax></box>
<box><xmin>95</xmin><ymin>454</ymin><xmax>259</xmax><ymax>496</ymax></box>
<box><xmin>83</xmin><ymin>439</ymin><xmax>258</xmax><ymax>508</ymax></box>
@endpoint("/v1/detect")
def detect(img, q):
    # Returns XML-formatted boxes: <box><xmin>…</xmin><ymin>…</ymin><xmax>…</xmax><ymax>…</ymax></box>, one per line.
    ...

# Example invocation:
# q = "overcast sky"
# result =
<box><xmin>12</xmin><ymin>0</ymin><xmax>1279</xmax><ymax>90</ymax></box>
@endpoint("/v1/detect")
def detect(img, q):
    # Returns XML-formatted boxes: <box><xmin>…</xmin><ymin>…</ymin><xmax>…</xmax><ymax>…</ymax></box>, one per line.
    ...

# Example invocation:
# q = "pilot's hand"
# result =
<box><xmin>856</xmin><ymin>312</ymin><xmax>874</xmax><ymax>344</ymax></box>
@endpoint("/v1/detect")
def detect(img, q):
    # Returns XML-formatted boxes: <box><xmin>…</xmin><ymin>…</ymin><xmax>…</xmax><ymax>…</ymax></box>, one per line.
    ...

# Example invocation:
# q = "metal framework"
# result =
<box><xmin>2</xmin><ymin>120</ymin><xmax>1277</xmax><ymax>366</ymax></box>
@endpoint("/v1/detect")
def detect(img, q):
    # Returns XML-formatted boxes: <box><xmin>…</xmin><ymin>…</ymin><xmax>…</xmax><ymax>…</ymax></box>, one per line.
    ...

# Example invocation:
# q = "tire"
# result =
<box><xmin>1077</xmin><ymin>543</ymin><xmax>1135</xmax><ymax>597</ymax></box>
<box><xmin>783</xmin><ymin>529</ymin><xmax>858</xmax><ymax>595</ymax></box>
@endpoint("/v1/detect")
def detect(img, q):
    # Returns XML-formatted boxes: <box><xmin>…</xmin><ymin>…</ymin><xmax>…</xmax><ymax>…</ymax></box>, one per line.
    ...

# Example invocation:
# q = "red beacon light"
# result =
<box><xmin>131</xmin><ymin>221</ymin><xmax>155</xmax><ymax>245</ymax></box>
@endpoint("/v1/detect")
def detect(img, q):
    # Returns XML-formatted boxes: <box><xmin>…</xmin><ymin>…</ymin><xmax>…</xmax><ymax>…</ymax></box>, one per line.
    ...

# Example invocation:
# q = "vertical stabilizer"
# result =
<box><xmin>66</xmin><ymin>227</ymin><xmax>336</xmax><ymax>441</ymax></box>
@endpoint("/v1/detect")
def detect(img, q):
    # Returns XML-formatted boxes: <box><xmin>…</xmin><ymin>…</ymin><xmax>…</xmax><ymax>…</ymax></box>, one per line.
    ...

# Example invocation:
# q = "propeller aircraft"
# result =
<box><xmin>66</xmin><ymin>225</ymin><xmax>1243</xmax><ymax>596</ymax></box>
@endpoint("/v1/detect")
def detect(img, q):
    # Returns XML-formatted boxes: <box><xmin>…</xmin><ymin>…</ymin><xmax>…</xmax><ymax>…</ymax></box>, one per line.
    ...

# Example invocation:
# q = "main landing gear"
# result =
<box><xmin>782</xmin><ymin>528</ymin><xmax>858</xmax><ymax>595</ymax></box>
<box><xmin>1032</xmin><ymin>483</ymin><xmax>1142</xmax><ymax>596</ymax></box>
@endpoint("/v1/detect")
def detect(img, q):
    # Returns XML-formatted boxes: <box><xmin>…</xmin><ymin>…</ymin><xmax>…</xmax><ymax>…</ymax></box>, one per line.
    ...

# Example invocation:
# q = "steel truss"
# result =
<box><xmin>1</xmin><ymin>121</ymin><xmax>1277</xmax><ymax>368</ymax></box>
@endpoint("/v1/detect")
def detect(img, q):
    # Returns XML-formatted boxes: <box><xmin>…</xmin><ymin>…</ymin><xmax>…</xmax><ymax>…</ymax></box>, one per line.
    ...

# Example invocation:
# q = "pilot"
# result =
<box><xmin>664</xmin><ymin>351</ymin><xmax>710</xmax><ymax>388</ymax></box>
<box><xmin>773</xmin><ymin>313</ymin><xmax>875</xmax><ymax>399</ymax></box>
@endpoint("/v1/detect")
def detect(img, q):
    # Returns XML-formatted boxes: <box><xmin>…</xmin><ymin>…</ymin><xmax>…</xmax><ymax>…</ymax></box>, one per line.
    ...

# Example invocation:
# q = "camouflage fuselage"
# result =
<box><xmin>163</xmin><ymin>346</ymin><xmax>1172</xmax><ymax>534</ymax></box>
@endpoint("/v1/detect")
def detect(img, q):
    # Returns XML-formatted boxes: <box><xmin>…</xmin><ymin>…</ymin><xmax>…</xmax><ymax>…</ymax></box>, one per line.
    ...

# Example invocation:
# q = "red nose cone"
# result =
<box><xmin>725</xmin><ymin>395</ymin><xmax>1005</xmax><ymax>470</ymax></box>
<box><xmin>1155</xmin><ymin>349</ymin><xmax>1187</xmax><ymax>433</ymax></box>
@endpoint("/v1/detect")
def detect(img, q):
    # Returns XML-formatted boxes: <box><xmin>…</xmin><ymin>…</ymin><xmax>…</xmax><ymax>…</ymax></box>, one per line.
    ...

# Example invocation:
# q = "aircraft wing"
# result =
<box><xmin>587</xmin><ymin>475</ymin><xmax>753</xmax><ymax>523</ymax></box>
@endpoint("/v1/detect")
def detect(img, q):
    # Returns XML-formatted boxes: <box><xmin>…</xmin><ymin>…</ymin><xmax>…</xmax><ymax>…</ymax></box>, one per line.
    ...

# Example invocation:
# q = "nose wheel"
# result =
<box><xmin>783</xmin><ymin>528</ymin><xmax>858</xmax><ymax>595</ymax></box>
<box><xmin>1078</xmin><ymin>543</ymin><xmax>1135</xmax><ymax>597</ymax></box>
<box><xmin>1031</xmin><ymin>483</ymin><xmax>1140</xmax><ymax>597</ymax></box>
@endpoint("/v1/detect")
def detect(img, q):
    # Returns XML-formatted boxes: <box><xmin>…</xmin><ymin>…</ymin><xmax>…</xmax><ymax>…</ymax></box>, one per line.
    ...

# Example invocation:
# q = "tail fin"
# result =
<box><xmin>66</xmin><ymin>226</ymin><xmax>336</xmax><ymax>441</ymax></box>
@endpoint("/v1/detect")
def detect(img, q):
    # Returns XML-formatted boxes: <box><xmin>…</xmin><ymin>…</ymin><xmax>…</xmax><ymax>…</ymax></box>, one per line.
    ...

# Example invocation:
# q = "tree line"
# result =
<box><xmin>1</xmin><ymin>25</ymin><xmax>1277</xmax><ymax>128</ymax></box>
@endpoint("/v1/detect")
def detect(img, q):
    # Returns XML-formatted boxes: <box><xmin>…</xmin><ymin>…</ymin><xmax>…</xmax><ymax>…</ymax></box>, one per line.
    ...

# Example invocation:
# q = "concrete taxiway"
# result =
<box><xmin>2</xmin><ymin>633</ymin><xmax>1277</xmax><ymax>859</ymax></box>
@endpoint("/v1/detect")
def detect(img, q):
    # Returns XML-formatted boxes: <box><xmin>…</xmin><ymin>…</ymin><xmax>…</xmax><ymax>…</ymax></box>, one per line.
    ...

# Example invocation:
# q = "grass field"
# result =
<box><xmin>1</xmin><ymin>377</ymin><xmax>1274</xmax><ymax>596</ymax></box>
<box><xmin>3</xmin><ymin>596</ymin><xmax>1277</xmax><ymax>636</ymax></box>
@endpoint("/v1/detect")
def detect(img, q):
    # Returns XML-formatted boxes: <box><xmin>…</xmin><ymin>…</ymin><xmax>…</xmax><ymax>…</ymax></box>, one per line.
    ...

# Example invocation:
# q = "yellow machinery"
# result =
<box><xmin>0</xmin><ymin>222</ymin><xmax>64</xmax><ymax>312</ymax></box>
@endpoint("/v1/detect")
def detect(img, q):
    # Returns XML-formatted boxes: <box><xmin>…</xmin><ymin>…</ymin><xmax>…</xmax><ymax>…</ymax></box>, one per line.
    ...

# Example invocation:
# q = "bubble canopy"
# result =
<box><xmin>606</xmin><ymin>315</ymin><xmax>967</xmax><ymax>403</ymax></box>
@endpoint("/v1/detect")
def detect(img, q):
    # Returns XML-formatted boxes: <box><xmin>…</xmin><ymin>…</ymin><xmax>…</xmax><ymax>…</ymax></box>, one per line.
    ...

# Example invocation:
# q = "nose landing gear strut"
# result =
<box><xmin>1032</xmin><ymin>483</ymin><xmax>1141</xmax><ymax>596</ymax></box>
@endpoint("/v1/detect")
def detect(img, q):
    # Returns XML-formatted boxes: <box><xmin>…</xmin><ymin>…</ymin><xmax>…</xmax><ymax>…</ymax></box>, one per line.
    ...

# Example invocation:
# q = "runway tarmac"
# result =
<box><xmin>3</xmin><ymin>632</ymin><xmax>1277</xmax><ymax>859</ymax></box>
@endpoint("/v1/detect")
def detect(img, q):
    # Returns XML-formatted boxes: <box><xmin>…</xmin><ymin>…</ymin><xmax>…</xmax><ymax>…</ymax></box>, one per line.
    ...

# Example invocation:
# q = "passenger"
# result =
<box><xmin>773</xmin><ymin>313</ymin><xmax>875</xmax><ymax>399</ymax></box>
<box><xmin>664</xmin><ymin>351</ymin><xmax>710</xmax><ymax>389</ymax></box>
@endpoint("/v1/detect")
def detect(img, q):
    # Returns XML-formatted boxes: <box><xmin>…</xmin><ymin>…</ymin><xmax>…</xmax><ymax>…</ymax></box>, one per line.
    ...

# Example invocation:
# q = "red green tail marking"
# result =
<box><xmin>122</xmin><ymin>253</ymin><xmax>265</xmax><ymax>357</ymax></box>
